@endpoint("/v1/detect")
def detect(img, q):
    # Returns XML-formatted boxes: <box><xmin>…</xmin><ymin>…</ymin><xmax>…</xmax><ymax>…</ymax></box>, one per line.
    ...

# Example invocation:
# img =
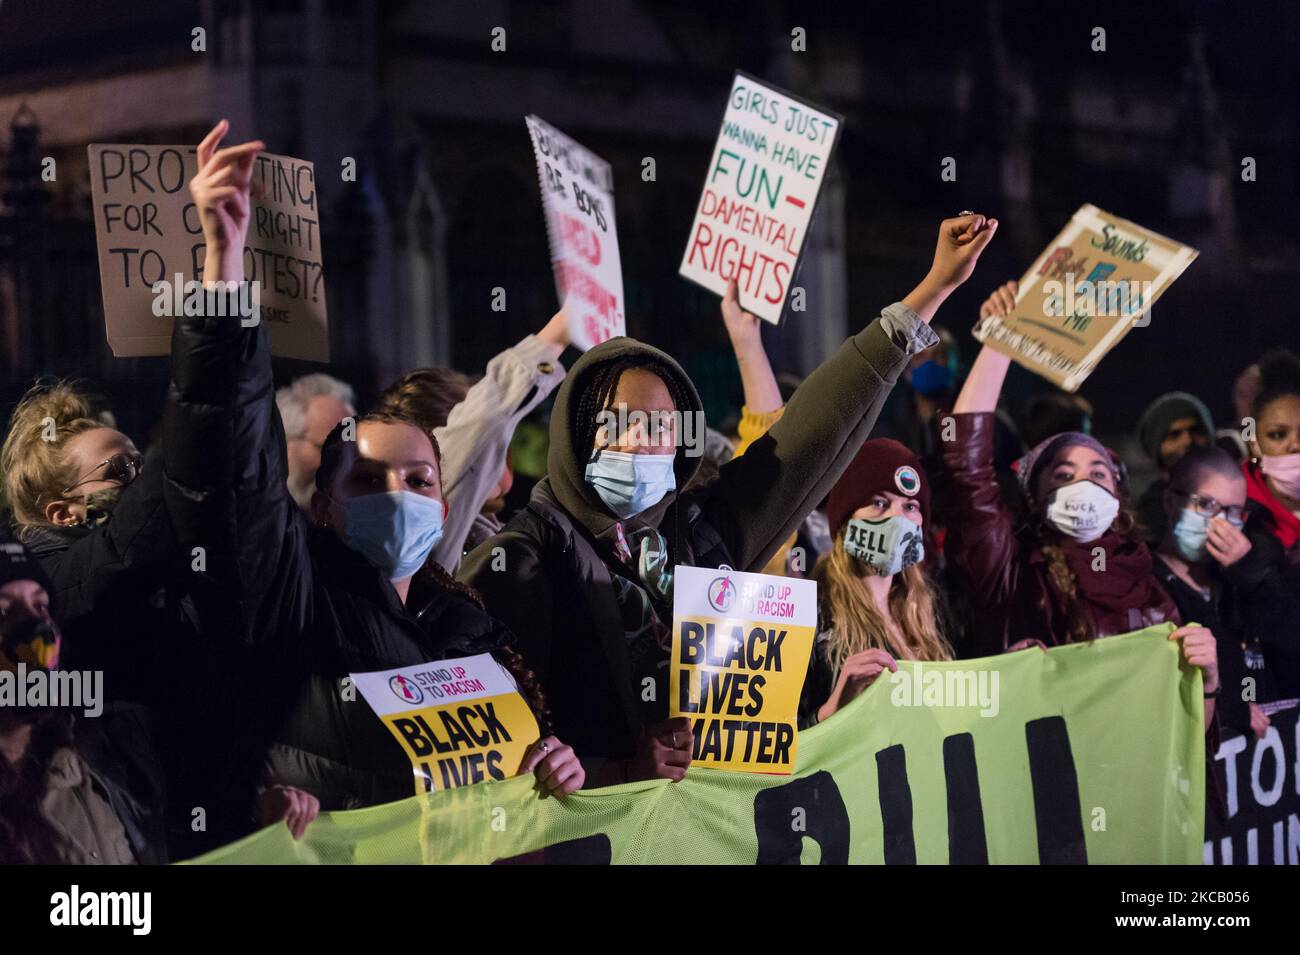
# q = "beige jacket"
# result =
<box><xmin>41</xmin><ymin>747</ymin><xmax>135</xmax><ymax>864</ymax></box>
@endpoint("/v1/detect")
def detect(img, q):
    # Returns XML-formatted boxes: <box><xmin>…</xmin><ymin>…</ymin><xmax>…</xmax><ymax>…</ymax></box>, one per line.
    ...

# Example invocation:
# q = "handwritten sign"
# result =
<box><xmin>670</xmin><ymin>565</ymin><xmax>816</xmax><ymax>774</ymax></box>
<box><xmin>972</xmin><ymin>204</ymin><xmax>1198</xmax><ymax>392</ymax></box>
<box><xmin>352</xmin><ymin>653</ymin><xmax>540</xmax><ymax>794</ymax></box>
<box><xmin>525</xmin><ymin>116</ymin><xmax>625</xmax><ymax>351</ymax></box>
<box><xmin>679</xmin><ymin>71</ymin><xmax>842</xmax><ymax>324</ymax></box>
<box><xmin>87</xmin><ymin>144</ymin><xmax>328</xmax><ymax>361</ymax></box>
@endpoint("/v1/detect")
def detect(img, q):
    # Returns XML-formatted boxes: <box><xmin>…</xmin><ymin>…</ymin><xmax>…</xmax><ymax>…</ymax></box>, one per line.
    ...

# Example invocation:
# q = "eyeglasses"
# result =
<box><xmin>62</xmin><ymin>451</ymin><xmax>143</xmax><ymax>497</ymax></box>
<box><xmin>1171</xmin><ymin>489</ymin><xmax>1245</xmax><ymax>526</ymax></box>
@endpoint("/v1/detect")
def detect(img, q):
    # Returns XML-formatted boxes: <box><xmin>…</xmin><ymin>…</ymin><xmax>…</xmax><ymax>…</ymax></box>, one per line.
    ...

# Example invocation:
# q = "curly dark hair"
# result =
<box><xmin>570</xmin><ymin>355</ymin><xmax>695</xmax><ymax>471</ymax></box>
<box><xmin>1253</xmin><ymin>348</ymin><xmax>1300</xmax><ymax>420</ymax></box>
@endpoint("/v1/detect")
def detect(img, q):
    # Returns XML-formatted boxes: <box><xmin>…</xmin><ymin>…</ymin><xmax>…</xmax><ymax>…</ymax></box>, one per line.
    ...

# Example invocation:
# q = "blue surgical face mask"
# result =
<box><xmin>1172</xmin><ymin>507</ymin><xmax>1211</xmax><ymax>563</ymax></box>
<box><xmin>910</xmin><ymin>359</ymin><xmax>954</xmax><ymax>397</ymax></box>
<box><xmin>341</xmin><ymin>491</ymin><xmax>445</xmax><ymax>580</ymax></box>
<box><xmin>584</xmin><ymin>450</ymin><xmax>676</xmax><ymax>520</ymax></box>
<box><xmin>843</xmin><ymin>515</ymin><xmax>925</xmax><ymax>577</ymax></box>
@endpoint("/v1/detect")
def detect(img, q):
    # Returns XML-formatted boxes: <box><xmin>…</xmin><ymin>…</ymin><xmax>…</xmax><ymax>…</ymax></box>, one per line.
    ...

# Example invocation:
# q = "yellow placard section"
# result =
<box><xmin>380</xmin><ymin>691</ymin><xmax>540</xmax><ymax>795</ymax></box>
<box><xmin>670</xmin><ymin>613</ymin><xmax>815</xmax><ymax>774</ymax></box>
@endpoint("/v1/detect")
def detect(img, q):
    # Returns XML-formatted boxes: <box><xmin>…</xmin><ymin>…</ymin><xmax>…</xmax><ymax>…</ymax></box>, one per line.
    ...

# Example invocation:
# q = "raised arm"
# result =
<box><xmin>722</xmin><ymin>278</ymin><xmax>783</xmax><ymax>416</ymax></box>
<box><xmin>430</xmin><ymin>311</ymin><xmax>567</xmax><ymax>571</ymax></box>
<box><xmin>163</xmin><ymin>120</ymin><xmax>313</xmax><ymax>649</ymax></box>
<box><xmin>701</xmin><ymin>214</ymin><xmax>999</xmax><ymax>572</ymax></box>
<box><xmin>953</xmin><ymin>280</ymin><xmax>1017</xmax><ymax>413</ymax></box>
<box><xmin>929</xmin><ymin>281</ymin><xmax>1025</xmax><ymax>653</ymax></box>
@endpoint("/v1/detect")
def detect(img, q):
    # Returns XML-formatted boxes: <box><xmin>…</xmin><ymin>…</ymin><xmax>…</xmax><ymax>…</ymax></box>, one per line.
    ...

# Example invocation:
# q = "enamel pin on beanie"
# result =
<box><xmin>894</xmin><ymin>465</ymin><xmax>921</xmax><ymax>497</ymax></box>
<box><xmin>826</xmin><ymin>439</ymin><xmax>932</xmax><ymax>535</ymax></box>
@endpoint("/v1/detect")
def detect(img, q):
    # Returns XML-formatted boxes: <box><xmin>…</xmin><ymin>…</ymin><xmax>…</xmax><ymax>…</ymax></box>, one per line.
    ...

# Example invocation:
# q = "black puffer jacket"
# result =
<box><xmin>163</xmin><ymin>306</ymin><xmax>520</xmax><ymax>812</ymax></box>
<box><xmin>459</xmin><ymin>305</ymin><xmax>933</xmax><ymax>763</ymax></box>
<box><xmin>22</xmin><ymin>442</ymin><xmax>183</xmax><ymax>864</ymax></box>
<box><xmin>259</xmin><ymin>531</ymin><xmax>514</xmax><ymax>809</ymax></box>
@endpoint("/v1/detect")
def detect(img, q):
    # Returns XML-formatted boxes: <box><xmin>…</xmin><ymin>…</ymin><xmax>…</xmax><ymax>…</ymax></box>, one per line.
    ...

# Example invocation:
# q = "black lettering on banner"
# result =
<box><xmin>1204</xmin><ymin>708</ymin><xmax>1300</xmax><ymax>865</ymax></box>
<box><xmin>876</xmin><ymin>744</ymin><xmax>917</xmax><ymax>865</ymax></box>
<box><xmin>942</xmin><ymin>733</ymin><xmax>988</xmax><ymax>864</ymax></box>
<box><xmin>493</xmin><ymin>834</ymin><xmax>613</xmax><ymax>865</ymax></box>
<box><xmin>1025</xmin><ymin>716</ymin><xmax>1088</xmax><ymax>864</ymax></box>
<box><xmin>754</xmin><ymin>770</ymin><xmax>849</xmax><ymax>864</ymax></box>
<box><xmin>393</xmin><ymin>717</ymin><xmax>433</xmax><ymax>757</ymax></box>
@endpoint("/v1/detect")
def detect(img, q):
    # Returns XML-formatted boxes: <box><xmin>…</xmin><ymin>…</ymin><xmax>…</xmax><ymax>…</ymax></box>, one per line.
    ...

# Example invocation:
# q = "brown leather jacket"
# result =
<box><xmin>932</xmin><ymin>412</ymin><xmax>1180</xmax><ymax>656</ymax></box>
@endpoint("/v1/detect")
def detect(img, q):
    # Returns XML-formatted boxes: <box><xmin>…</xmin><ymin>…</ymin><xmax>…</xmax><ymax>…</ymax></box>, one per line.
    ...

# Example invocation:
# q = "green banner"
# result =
<box><xmin>189</xmin><ymin>625</ymin><xmax>1204</xmax><ymax>864</ymax></box>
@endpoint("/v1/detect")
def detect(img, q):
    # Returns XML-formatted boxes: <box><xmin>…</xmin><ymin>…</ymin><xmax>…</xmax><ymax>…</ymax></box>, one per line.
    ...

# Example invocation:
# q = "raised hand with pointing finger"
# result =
<box><xmin>189</xmin><ymin>119</ymin><xmax>264</xmax><ymax>285</ymax></box>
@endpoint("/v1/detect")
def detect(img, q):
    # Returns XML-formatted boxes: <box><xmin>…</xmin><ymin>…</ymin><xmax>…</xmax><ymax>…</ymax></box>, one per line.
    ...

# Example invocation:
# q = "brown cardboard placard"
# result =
<box><xmin>87</xmin><ymin>144</ymin><xmax>328</xmax><ymax>361</ymax></box>
<box><xmin>972</xmin><ymin>204</ymin><xmax>1197</xmax><ymax>392</ymax></box>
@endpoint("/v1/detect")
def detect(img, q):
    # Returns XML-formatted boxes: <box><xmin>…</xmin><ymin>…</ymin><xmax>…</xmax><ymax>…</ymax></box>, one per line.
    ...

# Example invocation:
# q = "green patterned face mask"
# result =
<box><xmin>79</xmin><ymin>484</ymin><xmax>125</xmax><ymax>528</ymax></box>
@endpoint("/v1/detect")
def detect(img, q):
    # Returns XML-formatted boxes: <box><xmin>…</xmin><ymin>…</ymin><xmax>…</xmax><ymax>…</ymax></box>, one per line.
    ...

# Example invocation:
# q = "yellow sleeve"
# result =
<box><xmin>733</xmin><ymin>405</ymin><xmax>785</xmax><ymax>458</ymax></box>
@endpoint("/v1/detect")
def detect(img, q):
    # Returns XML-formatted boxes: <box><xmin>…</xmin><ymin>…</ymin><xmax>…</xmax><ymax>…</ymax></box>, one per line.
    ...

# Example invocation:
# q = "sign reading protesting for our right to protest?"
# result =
<box><xmin>679</xmin><ymin>71</ymin><xmax>843</xmax><ymax>324</ymax></box>
<box><xmin>86</xmin><ymin>144</ymin><xmax>329</xmax><ymax>361</ymax></box>
<box><xmin>973</xmin><ymin>204</ymin><xmax>1198</xmax><ymax>392</ymax></box>
<box><xmin>525</xmin><ymin>116</ymin><xmax>625</xmax><ymax>351</ymax></box>
<box><xmin>670</xmin><ymin>565</ymin><xmax>816</xmax><ymax>774</ymax></box>
<box><xmin>351</xmin><ymin>653</ymin><xmax>540</xmax><ymax>795</ymax></box>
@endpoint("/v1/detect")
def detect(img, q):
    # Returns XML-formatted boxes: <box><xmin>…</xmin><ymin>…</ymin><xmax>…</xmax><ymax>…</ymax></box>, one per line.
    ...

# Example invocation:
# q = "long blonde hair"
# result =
<box><xmin>812</xmin><ymin>527</ymin><xmax>952</xmax><ymax>671</ymax></box>
<box><xmin>1</xmin><ymin>381</ymin><xmax>103</xmax><ymax>530</ymax></box>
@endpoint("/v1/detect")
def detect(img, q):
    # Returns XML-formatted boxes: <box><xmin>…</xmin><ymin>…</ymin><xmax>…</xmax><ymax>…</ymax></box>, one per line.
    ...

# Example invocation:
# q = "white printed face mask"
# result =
<box><xmin>843</xmin><ymin>515</ymin><xmax>925</xmax><ymax>577</ymax></box>
<box><xmin>1044</xmin><ymin>480</ymin><xmax>1119</xmax><ymax>542</ymax></box>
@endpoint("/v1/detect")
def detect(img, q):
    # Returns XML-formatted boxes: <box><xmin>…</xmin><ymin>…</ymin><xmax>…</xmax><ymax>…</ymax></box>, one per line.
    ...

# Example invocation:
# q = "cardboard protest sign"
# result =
<box><xmin>351</xmin><ymin>653</ymin><xmax>540</xmax><ymax>795</ymax></box>
<box><xmin>972</xmin><ymin>204</ymin><xmax>1198</xmax><ymax>392</ymax></box>
<box><xmin>679</xmin><ymin>70</ymin><xmax>843</xmax><ymax>324</ymax></box>
<box><xmin>525</xmin><ymin>116</ymin><xmax>625</xmax><ymax>351</ymax></box>
<box><xmin>87</xmin><ymin>144</ymin><xmax>329</xmax><ymax>361</ymax></box>
<box><xmin>670</xmin><ymin>565</ymin><xmax>816</xmax><ymax>774</ymax></box>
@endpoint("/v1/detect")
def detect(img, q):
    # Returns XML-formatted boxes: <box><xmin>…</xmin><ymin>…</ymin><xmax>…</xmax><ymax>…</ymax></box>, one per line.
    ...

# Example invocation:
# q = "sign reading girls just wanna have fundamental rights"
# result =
<box><xmin>973</xmin><ymin>204</ymin><xmax>1198</xmax><ymax>392</ymax></box>
<box><xmin>679</xmin><ymin>71</ymin><xmax>843</xmax><ymax>324</ymax></box>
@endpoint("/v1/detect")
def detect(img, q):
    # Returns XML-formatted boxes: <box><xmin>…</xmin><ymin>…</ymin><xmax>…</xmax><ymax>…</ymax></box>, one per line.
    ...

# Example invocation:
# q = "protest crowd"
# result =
<box><xmin>2</xmin><ymin>117</ymin><xmax>1298</xmax><ymax>867</ymax></box>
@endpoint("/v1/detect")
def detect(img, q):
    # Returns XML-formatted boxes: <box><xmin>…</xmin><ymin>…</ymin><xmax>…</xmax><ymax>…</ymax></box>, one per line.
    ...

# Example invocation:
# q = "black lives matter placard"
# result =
<box><xmin>87</xmin><ymin>144</ymin><xmax>328</xmax><ymax>360</ymax></box>
<box><xmin>352</xmin><ymin>653</ymin><xmax>540</xmax><ymax>794</ymax></box>
<box><xmin>670</xmin><ymin>565</ymin><xmax>816</xmax><ymax>774</ymax></box>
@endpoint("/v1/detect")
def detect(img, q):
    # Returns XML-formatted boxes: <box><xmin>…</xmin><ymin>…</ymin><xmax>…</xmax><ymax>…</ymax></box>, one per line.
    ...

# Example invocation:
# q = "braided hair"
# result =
<box><xmin>571</xmin><ymin>355</ymin><xmax>695</xmax><ymax>472</ymax></box>
<box><xmin>316</xmin><ymin>410</ymin><xmax>552</xmax><ymax>733</ymax></box>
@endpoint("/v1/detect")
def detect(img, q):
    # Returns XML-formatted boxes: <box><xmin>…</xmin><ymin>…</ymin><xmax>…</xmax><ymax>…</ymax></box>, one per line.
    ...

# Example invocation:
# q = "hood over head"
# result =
<box><xmin>545</xmin><ymin>336</ymin><xmax>704</xmax><ymax>540</ymax></box>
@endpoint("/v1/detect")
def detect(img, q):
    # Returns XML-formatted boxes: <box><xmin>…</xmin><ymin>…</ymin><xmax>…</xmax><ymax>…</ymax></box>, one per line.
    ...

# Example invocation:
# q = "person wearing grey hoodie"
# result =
<box><xmin>1135</xmin><ymin>391</ymin><xmax>1214</xmax><ymax>544</ymax></box>
<box><xmin>459</xmin><ymin>214</ymin><xmax>1000</xmax><ymax>784</ymax></box>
